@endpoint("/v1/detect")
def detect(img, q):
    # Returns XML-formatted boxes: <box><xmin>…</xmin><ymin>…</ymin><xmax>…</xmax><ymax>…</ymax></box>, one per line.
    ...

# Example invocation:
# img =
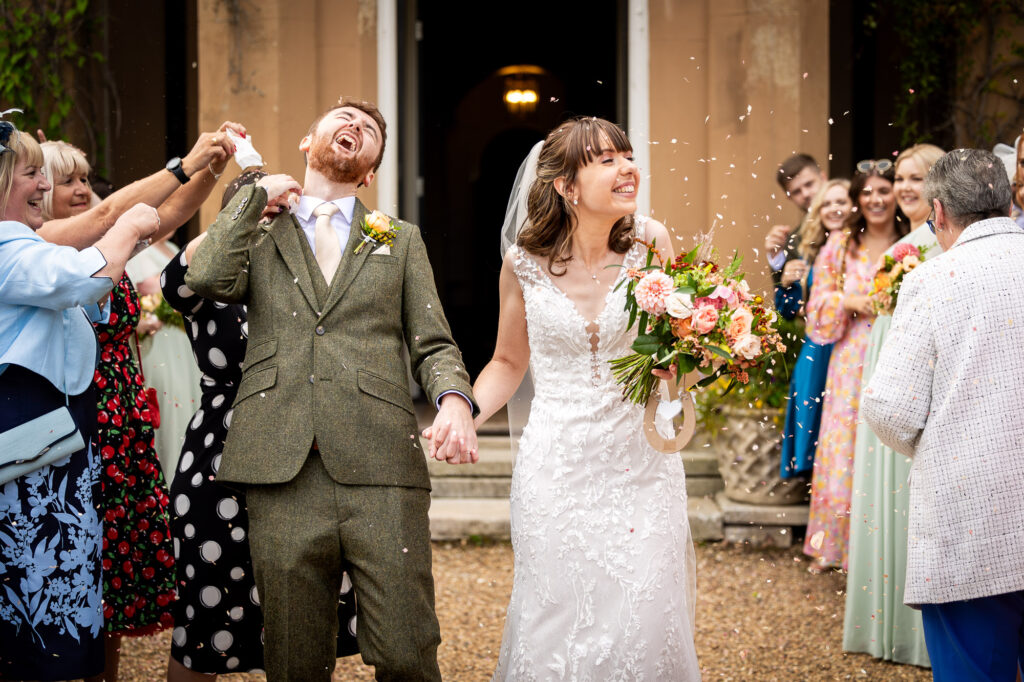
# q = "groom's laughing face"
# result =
<box><xmin>304</xmin><ymin>106</ymin><xmax>382</xmax><ymax>186</ymax></box>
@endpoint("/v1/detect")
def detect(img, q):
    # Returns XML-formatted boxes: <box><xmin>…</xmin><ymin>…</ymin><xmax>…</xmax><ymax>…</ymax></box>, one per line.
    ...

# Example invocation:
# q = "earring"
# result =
<box><xmin>573</xmin><ymin>198</ymin><xmax>578</xmax><ymax>205</ymax></box>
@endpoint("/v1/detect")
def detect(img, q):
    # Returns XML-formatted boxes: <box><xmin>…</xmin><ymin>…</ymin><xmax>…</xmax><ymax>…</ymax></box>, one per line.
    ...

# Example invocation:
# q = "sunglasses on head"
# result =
<box><xmin>856</xmin><ymin>159</ymin><xmax>894</xmax><ymax>174</ymax></box>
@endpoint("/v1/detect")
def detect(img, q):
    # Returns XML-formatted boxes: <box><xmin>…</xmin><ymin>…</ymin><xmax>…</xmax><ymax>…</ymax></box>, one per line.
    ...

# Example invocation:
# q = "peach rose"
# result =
<box><xmin>727</xmin><ymin>306</ymin><xmax>753</xmax><ymax>339</ymax></box>
<box><xmin>691</xmin><ymin>305</ymin><xmax>719</xmax><ymax>334</ymax></box>
<box><xmin>366</xmin><ymin>210</ymin><xmax>394</xmax><ymax>233</ymax></box>
<box><xmin>733</xmin><ymin>333</ymin><xmax>761</xmax><ymax>360</ymax></box>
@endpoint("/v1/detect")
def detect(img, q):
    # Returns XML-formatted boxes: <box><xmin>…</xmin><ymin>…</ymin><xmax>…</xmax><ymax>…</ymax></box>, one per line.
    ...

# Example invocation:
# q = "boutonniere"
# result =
<box><xmin>354</xmin><ymin>210</ymin><xmax>401</xmax><ymax>254</ymax></box>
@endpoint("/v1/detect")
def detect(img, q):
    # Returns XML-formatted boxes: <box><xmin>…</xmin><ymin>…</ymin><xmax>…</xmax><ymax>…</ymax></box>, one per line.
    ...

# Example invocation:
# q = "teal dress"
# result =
<box><xmin>842</xmin><ymin>225</ymin><xmax>938</xmax><ymax>668</ymax></box>
<box><xmin>777</xmin><ymin>269</ymin><xmax>833</xmax><ymax>478</ymax></box>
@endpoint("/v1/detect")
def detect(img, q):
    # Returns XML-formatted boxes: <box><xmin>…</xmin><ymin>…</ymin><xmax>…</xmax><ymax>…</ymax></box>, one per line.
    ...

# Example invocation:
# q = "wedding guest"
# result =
<box><xmin>0</xmin><ymin>123</ymin><xmax>157</xmax><ymax>680</ymax></box>
<box><xmin>802</xmin><ymin>159</ymin><xmax>907</xmax><ymax>572</ymax></box>
<box><xmin>844</xmin><ymin>143</ymin><xmax>943</xmax><ymax>667</ymax></box>
<box><xmin>163</xmin><ymin>170</ymin><xmax>359</xmax><ymax>679</ymax></box>
<box><xmin>127</xmin><ymin>240</ymin><xmax>204</xmax><ymax>485</ymax></box>
<box><xmin>777</xmin><ymin>179</ymin><xmax>850</xmax><ymax>480</ymax></box>
<box><xmin>41</xmin><ymin>125</ymin><xmax>242</xmax><ymax>682</ymax></box>
<box><xmin>862</xmin><ymin>148</ymin><xmax>1024</xmax><ymax>681</ymax></box>
<box><xmin>765</xmin><ymin>153</ymin><xmax>826</xmax><ymax>285</ymax></box>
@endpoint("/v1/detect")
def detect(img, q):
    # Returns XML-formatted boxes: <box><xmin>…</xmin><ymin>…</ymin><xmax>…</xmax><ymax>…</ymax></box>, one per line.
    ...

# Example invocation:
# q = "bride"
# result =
<box><xmin>474</xmin><ymin>117</ymin><xmax>701</xmax><ymax>679</ymax></box>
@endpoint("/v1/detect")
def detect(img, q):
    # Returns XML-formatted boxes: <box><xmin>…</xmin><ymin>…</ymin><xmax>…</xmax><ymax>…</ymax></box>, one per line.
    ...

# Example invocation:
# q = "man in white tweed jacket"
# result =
<box><xmin>862</xmin><ymin>148</ymin><xmax>1024</xmax><ymax>681</ymax></box>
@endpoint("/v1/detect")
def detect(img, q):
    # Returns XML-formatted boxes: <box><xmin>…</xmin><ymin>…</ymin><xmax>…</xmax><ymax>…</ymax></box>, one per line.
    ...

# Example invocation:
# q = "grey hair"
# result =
<box><xmin>924</xmin><ymin>148</ymin><xmax>1012</xmax><ymax>227</ymax></box>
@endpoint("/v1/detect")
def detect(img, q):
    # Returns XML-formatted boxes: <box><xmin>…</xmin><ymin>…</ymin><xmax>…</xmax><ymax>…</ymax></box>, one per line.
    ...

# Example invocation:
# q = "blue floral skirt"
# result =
<box><xmin>0</xmin><ymin>366</ymin><xmax>103</xmax><ymax>680</ymax></box>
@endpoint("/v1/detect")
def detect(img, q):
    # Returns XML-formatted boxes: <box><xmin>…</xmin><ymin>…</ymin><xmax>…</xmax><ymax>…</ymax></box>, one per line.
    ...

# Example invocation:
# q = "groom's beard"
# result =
<box><xmin>309</xmin><ymin>133</ymin><xmax>368</xmax><ymax>185</ymax></box>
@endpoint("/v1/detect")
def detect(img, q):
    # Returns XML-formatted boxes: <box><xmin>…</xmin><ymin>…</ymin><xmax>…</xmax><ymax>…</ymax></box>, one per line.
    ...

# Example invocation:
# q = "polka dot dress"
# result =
<box><xmin>162</xmin><ymin>253</ymin><xmax>358</xmax><ymax>673</ymax></box>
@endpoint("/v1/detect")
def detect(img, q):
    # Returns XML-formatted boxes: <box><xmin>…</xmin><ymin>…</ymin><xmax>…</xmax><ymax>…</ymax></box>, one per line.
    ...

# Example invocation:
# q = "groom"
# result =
<box><xmin>186</xmin><ymin>98</ymin><xmax>478</xmax><ymax>680</ymax></box>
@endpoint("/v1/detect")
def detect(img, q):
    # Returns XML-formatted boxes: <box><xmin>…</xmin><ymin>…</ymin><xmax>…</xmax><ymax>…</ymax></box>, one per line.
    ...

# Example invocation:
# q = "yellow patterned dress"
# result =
<box><xmin>802</xmin><ymin>231</ymin><xmax>880</xmax><ymax>570</ymax></box>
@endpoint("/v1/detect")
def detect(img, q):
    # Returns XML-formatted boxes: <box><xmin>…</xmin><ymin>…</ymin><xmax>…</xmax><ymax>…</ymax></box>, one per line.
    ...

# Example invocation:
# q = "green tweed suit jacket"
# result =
<box><xmin>184</xmin><ymin>184</ymin><xmax>476</xmax><ymax>489</ymax></box>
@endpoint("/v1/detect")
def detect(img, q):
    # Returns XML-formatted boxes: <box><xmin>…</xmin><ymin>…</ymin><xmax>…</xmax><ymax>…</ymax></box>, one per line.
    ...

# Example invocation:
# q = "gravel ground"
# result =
<box><xmin>119</xmin><ymin>541</ymin><xmax>932</xmax><ymax>681</ymax></box>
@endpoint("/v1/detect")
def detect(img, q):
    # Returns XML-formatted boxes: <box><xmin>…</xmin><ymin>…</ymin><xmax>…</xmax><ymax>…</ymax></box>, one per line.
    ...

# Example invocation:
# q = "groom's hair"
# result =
<box><xmin>307</xmin><ymin>97</ymin><xmax>388</xmax><ymax>172</ymax></box>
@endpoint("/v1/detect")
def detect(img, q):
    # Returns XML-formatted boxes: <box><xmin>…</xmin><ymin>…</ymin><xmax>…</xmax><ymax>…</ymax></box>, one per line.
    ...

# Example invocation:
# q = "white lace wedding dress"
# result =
<box><xmin>494</xmin><ymin>219</ymin><xmax>701</xmax><ymax>681</ymax></box>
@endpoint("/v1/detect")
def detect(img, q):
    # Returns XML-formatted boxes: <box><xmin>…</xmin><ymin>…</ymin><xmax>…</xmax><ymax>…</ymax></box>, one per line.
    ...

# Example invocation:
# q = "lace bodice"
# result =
<box><xmin>507</xmin><ymin>220</ymin><xmax>648</xmax><ymax>401</ymax></box>
<box><xmin>495</xmin><ymin>218</ymin><xmax>700</xmax><ymax>681</ymax></box>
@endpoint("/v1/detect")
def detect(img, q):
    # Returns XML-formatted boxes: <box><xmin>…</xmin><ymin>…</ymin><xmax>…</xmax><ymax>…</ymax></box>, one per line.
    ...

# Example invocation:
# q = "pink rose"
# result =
<box><xmin>727</xmin><ymin>306</ymin><xmax>754</xmax><ymax>339</ymax></box>
<box><xmin>634</xmin><ymin>271</ymin><xmax>675</xmax><ymax>316</ymax></box>
<box><xmin>733</xmin><ymin>333</ymin><xmax>761</xmax><ymax>360</ymax></box>
<box><xmin>891</xmin><ymin>243</ymin><xmax>920</xmax><ymax>262</ymax></box>
<box><xmin>691</xmin><ymin>305</ymin><xmax>719</xmax><ymax>334</ymax></box>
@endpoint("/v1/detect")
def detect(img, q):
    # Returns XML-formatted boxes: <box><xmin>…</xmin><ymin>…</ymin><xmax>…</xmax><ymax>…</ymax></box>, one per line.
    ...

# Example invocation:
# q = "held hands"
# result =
<box><xmin>182</xmin><ymin>121</ymin><xmax>247</xmax><ymax>177</ymax></box>
<box><xmin>256</xmin><ymin>174</ymin><xmax>302</xmax><ymax>217</ymax></box>
<box><xmin>421</xmin><ymin>394</ymin><xmax>478</xmax><ymax>465</ymax></box>
<box><xmin>765</xmin><ymin>224</ymin><xmax>791</xmax><ymax>258</ymax></box>
<box><xmin>113</xmin><ymin>203</ymin><xmax>161</xmax><ymax>243</ymax></box>
<box><xmin>651</xmin><ymin>363</ymin><xmax>678</xmax><ymax>382</ymax></box>
<box><xmin>843</xmin><ymin>294</ymin><xmax>874</xmax><ymax>317</ymax></box>
<box><xmin>780</xmin><ymin>258</ymin><xmax>808</xmax><ymax>288</ymax></box>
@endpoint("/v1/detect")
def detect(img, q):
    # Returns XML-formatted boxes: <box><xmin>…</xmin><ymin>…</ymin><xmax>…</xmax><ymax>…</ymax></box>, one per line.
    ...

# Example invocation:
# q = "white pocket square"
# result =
<box><xmin>372</xmin><ymin>245</ymin><xmax>391</xmax><ymax>255</ymax></box>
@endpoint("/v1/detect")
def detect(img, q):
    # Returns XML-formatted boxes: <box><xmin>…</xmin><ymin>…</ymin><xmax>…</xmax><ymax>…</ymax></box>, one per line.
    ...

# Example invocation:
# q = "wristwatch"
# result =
<box><xmin>165</xmin><ymin>157</ymin><xmax>189</xmax><ymax>184</ymax></box>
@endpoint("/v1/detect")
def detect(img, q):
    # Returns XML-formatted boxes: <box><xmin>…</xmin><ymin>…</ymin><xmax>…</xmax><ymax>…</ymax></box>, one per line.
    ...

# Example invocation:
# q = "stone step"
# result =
<box><xmin>424</xmin><ymin>438</ymin><xmax>723</xmax><ymax>481</ymax></box>
<box><xmin>429</xmin><ymin>498</ymin><xmax>510</xmax><ymax>541</ymax></box>
<box><xmin>431</xmin><ymin>477</ymin><xmax>511</xmax><ymax>499</ymax></box>
<box><xmin>427</xmin><ymin>496</ymin><xmax>725</xmax><ymax>542</ymax></box>
<box><xmin>430</xmin><ymin>471</ymin><xmax>721</xmax><ymax>499</ymax></box>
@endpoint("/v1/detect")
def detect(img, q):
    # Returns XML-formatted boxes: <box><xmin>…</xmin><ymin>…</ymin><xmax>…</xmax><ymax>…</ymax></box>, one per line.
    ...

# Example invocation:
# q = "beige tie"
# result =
<box><xmin>313</xmin><ymin>202</ymin><xmax>342</xmax><ymax>283</ymax></box>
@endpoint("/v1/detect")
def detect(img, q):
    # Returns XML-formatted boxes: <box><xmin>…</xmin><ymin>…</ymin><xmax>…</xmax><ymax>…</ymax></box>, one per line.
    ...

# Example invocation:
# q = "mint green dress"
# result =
<box><xmin>842</xmin><ymin>225</ymin><xmax>938</xmax><ymax>667</ymax></box>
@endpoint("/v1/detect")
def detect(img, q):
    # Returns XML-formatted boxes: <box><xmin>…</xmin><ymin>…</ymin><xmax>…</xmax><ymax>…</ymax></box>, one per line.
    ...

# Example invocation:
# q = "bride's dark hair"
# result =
<box><xmin>518</xmin><ymin>117</ymin><xmax>635</xmax><ymax>275</ymax></box>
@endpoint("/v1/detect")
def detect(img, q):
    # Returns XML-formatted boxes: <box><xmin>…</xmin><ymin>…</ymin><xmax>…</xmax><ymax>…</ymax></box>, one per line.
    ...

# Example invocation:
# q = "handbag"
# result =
<box><xmin>0</xmin><ymin>311</ymin><xmax>86</xmax><ymax>485</ymax></box>
<box><xmin>0</xmin><ymin>405</ymin><xmax>84</xmax><ymax>486</ymax></box>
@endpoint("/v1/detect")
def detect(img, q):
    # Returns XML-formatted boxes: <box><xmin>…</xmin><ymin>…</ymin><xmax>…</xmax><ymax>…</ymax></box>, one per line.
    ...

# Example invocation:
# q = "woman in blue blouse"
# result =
<box><xmin>0</xmin><ymin>124</ymin><xmax>157</xmax><ymax>681</ymax></box>
<box><xmin>777</xmin><ymin>179</ymin><xmax>851</xmax><ymax>480</ymax></box>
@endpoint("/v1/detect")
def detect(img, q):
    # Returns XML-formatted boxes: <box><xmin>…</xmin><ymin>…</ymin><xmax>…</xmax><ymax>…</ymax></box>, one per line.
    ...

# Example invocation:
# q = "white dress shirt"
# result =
<box><xmin>293</xmin><ymin>195</ymin><xmax>356</xmax><ymax>258</ymax></box>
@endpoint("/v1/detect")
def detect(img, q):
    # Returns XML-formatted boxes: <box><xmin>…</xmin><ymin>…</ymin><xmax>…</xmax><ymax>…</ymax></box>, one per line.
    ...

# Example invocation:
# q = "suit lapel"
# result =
<box><xmin>321</xmin><ymin>198</ymin><xmax>372</xmax><ymax>317</ymax></box>
<box><xmin>266</xmin><ymin>213</ymin><xmax>320</xmax><ymax>312</ymax></box>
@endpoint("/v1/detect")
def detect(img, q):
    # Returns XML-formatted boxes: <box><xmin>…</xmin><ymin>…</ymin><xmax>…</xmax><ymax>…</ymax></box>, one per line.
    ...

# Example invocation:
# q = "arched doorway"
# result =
<box><xmin>405</xmin><ymin>0</ymin><xmax>626</xmax><ymax>377</ymax></box>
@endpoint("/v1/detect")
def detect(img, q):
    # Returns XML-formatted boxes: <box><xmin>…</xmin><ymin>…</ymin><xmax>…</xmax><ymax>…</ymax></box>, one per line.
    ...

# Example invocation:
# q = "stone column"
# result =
<box><xmin>196</xmin><ymin>0</ymin><xmax>378</xmax><ymax>229</ymax></box>
<box><xmin>649</xmin><ymin>0</ymin><xmax>829</xmax><ymax>293</ymax></box>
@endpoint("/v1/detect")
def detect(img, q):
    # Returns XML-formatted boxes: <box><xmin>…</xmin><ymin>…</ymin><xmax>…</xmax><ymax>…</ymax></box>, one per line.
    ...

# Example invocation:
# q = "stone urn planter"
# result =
<box><xmin>711</xmin><ymin>405</ymin><xmax>809</xmax><ymax>505</ymax></box>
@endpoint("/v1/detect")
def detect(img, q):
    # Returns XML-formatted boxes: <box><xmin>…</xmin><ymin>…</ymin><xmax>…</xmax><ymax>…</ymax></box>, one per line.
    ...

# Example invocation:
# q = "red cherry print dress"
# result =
<box><xmin>94</xmin><ymin>274</ymin><xmax>177</xmax><ymax>634</ymax></box>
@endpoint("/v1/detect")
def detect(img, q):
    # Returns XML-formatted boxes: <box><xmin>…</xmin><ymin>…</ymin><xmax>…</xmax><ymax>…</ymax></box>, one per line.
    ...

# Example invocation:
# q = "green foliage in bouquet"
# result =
<box><xmin>696</xmin><ymin>315</ymin><xmax>804</xmax><ymax>436</ymax></box>
<box><xmin>610</xmin><ymin>240</ymin><xmax>787</xmax><ymax>406</ymax></box>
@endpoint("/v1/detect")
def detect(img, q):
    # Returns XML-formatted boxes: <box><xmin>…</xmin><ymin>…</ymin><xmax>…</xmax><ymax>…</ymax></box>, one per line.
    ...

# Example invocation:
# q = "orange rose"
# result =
<box><xmin>365</xmin><ymin>210</ymin><xmax>394</xmax><ymax>234</ymax></box>
<box><xmin>670</xmin><ymin>316</ymin><xmax>693</xmax><ymax>339</ymax></box>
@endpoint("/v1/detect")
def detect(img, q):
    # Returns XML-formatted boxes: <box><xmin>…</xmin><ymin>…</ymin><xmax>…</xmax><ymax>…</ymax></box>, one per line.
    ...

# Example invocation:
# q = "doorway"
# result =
<box><xmin>403</xmin><ymin>0</ymin><xmax>627</xmax><ymax>378</ymax></box>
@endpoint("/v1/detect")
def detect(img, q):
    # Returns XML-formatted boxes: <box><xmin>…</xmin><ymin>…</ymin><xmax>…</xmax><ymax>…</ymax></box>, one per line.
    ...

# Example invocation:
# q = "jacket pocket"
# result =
<box><xmin>357</xmin><ymin>370</ymin><xmax>414</xmax><ymax>415</ymax></box>
<box><xmin>241</xmin><ymin>338</ymin><xmax>277</xmax><ymax>373</ymax></box>
<box><xmin>235</xmin><ymin>367</ymin><xmax>277</xmax><ymax>404</ymax></box>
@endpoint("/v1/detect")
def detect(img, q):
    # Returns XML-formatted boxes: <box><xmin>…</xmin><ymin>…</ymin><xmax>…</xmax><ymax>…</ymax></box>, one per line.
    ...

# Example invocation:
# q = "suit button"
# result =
<box><xmin>315</xmin><ymin>325</ymin><xmax>325</xmax><ymax>335</ymax></box>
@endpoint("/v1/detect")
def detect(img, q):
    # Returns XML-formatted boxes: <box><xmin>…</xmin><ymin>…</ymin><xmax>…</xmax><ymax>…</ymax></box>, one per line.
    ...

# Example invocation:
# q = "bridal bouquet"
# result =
<box><xmin>610</xmin><ymin>241</ymin><xmax>786</xmax><ymax>406</ymax></box>
<box><xmin>139</xmin><ymin>293</ymin><xmax>184</xmax><ymax>331</ymax></box>
<box><xmin>870</xmin><ymin>242</ymin><xmax>930</xmax><ymax>314</ymax></box>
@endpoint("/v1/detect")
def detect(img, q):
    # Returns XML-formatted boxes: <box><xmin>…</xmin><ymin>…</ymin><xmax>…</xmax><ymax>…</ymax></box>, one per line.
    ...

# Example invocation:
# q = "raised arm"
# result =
<box><xmin>805</xmin><ymin>233</ymin><xmax>851</xmax><ymax>345</ymax></box>
<box><xmin>470</xmin><ymin>252</ymin><xmax>531</xmax><ymax>427</ymax></box>
<box><xmin>0</xmin><ymin>204</ymin><xmax>157</xmax><ymax>309</ymax></box>
<box><xmin>37</xmin><ymin>122</ymin><xmax>242</xmax><ymax>248</ymax></box>
<box><xmin>184</xmin><ymin>175</ymin><xmax>299</xmax><ymax>303</ymax></box>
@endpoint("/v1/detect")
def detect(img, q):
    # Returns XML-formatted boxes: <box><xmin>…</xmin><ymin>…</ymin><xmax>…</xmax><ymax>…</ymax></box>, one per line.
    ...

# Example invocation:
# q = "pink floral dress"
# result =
<box><xmin>802</xmin><ymin>230</ymin><xmax>880</xmax><ymax>569</ymax></box>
